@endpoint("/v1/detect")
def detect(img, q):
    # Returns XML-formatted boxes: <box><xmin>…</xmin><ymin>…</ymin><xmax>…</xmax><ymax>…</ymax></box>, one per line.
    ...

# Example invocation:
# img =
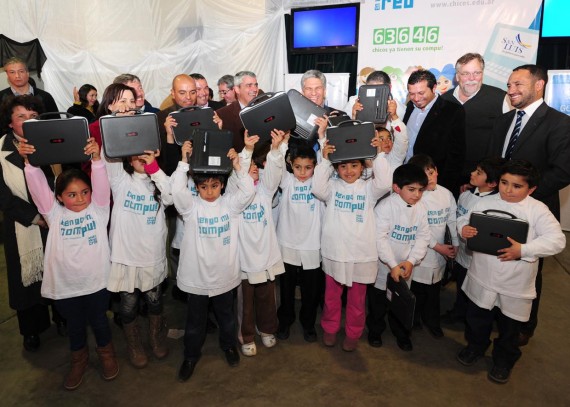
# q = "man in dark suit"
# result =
<box><xmin>403</xmin><ymin>69</ymin><xmax>466</xmax><ymax>195</ymax></box>
<box><xmin>488</xmin><ymin>64</ymin><xmax>570</xmax><ymax>346</ymax></box>
<box><xmin>442</xmin><ymin>53</ymin><xmax>509</xmax><ymax>182</ymax></box>
<box><xmin>216</xmin><ymin>71</ymin><xmax>259</xmax><ymax>152</ymax></box>
<box><xmin>190</xmin><ymin>73</ymin><xmax>225</xmax><ymax>111</ymax></box>
<box><xmin>0</xmin><ymin>57</ymin><xmax>58</xmax><ymax>113</ymax></box>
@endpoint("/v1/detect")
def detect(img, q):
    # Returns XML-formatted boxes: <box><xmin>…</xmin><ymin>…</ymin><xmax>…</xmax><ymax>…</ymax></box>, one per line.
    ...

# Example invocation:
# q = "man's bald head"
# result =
<box><xmin>170</xmin><ymin>74</ymin><xmax>197</xmax><ymax>108</ymax></box>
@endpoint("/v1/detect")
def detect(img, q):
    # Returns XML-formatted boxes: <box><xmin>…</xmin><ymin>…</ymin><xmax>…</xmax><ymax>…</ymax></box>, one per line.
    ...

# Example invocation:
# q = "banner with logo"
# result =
<box><xmin>357</xmin><ymin>0</ymin><xmax>543</xmax><ymax>105</ymax></box>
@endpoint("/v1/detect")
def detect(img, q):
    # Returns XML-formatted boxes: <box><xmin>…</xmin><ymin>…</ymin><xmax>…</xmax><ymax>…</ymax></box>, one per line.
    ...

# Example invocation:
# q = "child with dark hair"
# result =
<box><xmin>173</xmin><ymin>138</ymin><xmax>255</xmax><ymax>382</ymax></box>
<box><xmin>442</xmin><ymin>156</ymin><xmax>505</xmax><ymax>325</ymax></box>
<box><xmin>228</xmin><ymin>130</ymin><xmax>286</xmax><ymax>356</ymax></box>
<box><xmin>407</xmin><ymin>154</ymin><xmax>459</xmax><ymax>343</ymax></box>
<box><xmin>313</xmin><ymin>137</ymin><xmax>391</xmax><ymax>351</ymax></box>
<box><xmin>21</xmin><ymin>138</ymin><xmax>118</xmax><ymax>390</ymax></box>
<box><xmin>457</xmin><ymin>159</ymin><xmax>565</xmax><ymax>384</ymax></box>
<box><xmin>368</xmin><ymin>163</ymin><xmax>431</xmax><ymax>349</ymax></box>
<box><xmin>275</xmin><ymin>142</ymin><xmax>324</xmax><ymax>343</ymax></box>
<box><xmin>104</xmin><ymin>150</ymin><xmax>172</xmax><ymax>368</ymax></box>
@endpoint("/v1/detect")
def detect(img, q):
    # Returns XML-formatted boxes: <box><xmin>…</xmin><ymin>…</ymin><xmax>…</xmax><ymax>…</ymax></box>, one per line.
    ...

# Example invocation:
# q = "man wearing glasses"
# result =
<box><xmin>442</xmin><ymin>53</ymin><xmax>511</xmax><ymax>183</ymax></box>
<box><xmin>217</xmin><ymin>75</ymin><xmax>236</xmax><ymax>106</ymax></box>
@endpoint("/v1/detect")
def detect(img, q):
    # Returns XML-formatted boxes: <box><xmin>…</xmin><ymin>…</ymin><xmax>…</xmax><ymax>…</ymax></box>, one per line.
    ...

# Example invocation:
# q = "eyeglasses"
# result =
<box><xmin>458</xmin><ymin>71</ymin><xmax>483</xmax><ymax>78</ymax></box>
<box><xmin>218</xmin><ymin>89</ymin><xmax>233</xmax><ymax>96</ymax></box>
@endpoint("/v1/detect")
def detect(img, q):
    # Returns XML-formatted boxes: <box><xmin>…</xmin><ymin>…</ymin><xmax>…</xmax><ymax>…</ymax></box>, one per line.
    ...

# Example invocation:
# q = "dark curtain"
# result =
<box><xmin>0</xmin><ymin>34</ymin><xmax>47</xmax><ymax>77</ymax></box>
<box><xmin>284</xmin><ymin>14</ymin><xmax>358</xmax><ymax>104</ymax></box>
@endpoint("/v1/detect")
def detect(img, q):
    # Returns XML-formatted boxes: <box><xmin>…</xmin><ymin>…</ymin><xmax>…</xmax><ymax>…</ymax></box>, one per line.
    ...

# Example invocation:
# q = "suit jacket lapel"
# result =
<box><xmin>2</xmin><ymin>133</ymin><xmax>25</xmax><ymax>169</ymax></box>
<box><xmin>511</xmin><ymin>102</ymin><xmax>548</xmax><ymax>153</ymax></box>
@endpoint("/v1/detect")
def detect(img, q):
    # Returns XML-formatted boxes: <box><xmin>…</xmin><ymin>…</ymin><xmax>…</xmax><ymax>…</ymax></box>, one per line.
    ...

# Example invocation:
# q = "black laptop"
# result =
<box><xmin>240</xmin><ymin>92</ymin><xmax>296</xmax><ymax>143</ymax></box>
<box><xmin>100</xmin><ymin>112</ymin><xmax>161</xmax><ymax>159</ymax></box>
<box><xmin>23</xmin><ymin>113</ymin><xmax>90</xmax><ymax>166</ymax></box>
<box><xmin>386</xmin><ymin>275</ymin><xmax>416</xmax><ymax>331</ymax></box>
<box><xmin>326</xmin><ymin>120</ymin><xmax>377</xmax><ymax>163</ymax></box>
<box><xmin>467</xmin><ymin>209</ymin><xmax>529</xmax><ymax>256</ymax></box>
<box><xmin>287</xmin><ymin>89</ymin><xmax>327</xmax><ymax>142</ymax></box>
<box><xmin>169</xmin><ymin>106</ymin><xmax>217</xmax><ymax>146</ymax></box>
<box><xmin>189</xmin><ymin>128</ymin><xmax>234</xmax><ymax>174</ymax></box>
<box><xmin>355</xmin><ymin>84</ymin><xmax>391</xmax><ymax>124</ymax></box>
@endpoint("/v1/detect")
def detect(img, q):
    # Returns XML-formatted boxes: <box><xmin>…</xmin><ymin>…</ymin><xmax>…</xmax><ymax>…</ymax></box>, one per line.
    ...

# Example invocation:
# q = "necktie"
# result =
<box><xmin>505</xmin><ymin>110</ymin><xmax>525</xmax><ymax>160</ymax></box>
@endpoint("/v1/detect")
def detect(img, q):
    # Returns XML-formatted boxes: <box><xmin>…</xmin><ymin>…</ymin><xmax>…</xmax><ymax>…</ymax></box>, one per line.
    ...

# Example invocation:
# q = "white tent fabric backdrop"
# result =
<box><xmin>0</xmin><ymin>0</ymin><xmax>353</xmax><ymax>111</ymax></box>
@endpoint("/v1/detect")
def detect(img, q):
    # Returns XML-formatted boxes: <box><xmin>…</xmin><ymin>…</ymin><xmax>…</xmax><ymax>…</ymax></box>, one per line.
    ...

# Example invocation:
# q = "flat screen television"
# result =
<box><xmin>541</xmin><ymin>0</ymin><xmax>570</xmax><ymax>38</ymax></box>
<box><xmin>290</xmin><ymin>3</ymin><xmax>359</xmax><ymax>54</ymax></box>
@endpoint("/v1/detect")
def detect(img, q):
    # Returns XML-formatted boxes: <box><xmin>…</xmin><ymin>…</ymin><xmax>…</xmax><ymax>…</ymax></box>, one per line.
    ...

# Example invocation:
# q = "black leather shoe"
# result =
<box><xmin>368</xmin><ymin>334</ymin><xmax>383</xmax><ymax>348</ymax></box>
<box><xmin>456</xmin><ymin>347</ymin><xmax>482</xmax><ymax>366</ymax></box>
<box><xmin>224</xmin><ymin>347</ymin><xmax>240</xmax><ymax>367</ymax></box>
<box><xmin>396</xmin><ymin>337</ymin><xmax>413</xmax><ymax>352</ymax></box>
<box><xmin>178</xmin><ymin>359</ymin><xmax>198</xmax><ymax>382</ymax></box>
<box><xmin>488</xmin><ymin>365</ymin><xmax>511</xmax><ymax>384</ymax></box>
<box><xmin>23</xmin><ymin>335</ymin><xmax>40</xmax><ymax>352</ymax></box>
<box><xmin>275</xmin><ymin>325</ymin><xmax>290</xmax><ymax>340</ymax></box>
<box><xmin>303</xmin><ymin>327</ymin><xmax>317</xmax><ymax>343</ymax></box>
<box><xmin>426</xmin><ymin>325</ymin><xmax>444</xmax><ymax>339</ymax></box>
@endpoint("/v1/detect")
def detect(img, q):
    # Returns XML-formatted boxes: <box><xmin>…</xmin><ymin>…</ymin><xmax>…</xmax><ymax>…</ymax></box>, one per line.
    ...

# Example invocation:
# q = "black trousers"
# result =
<box><xmin>366</xmin><ymin>285</ymin><xmax>409</xmax><ymax>341</ymax></box>
<box><xmin>184</xmin><ymin>289</ymin><xmax>237</xmax><ymax>361</ymax></box>
<box><xmin>277</xmin><ymin>263</ymin><xmax>323</xmax><ymax>331</ymax></box>
<box><xmin>410</xmin><ymin>280</ymin><xmax>442</xmax><ymax>329</ymax></box>
<box><xmin>464</xmin><ymin>298</ymin><xmax>522</xmax><ymax>369</ymax></box>
<box><xmin>451</xmin><ymin>262</ymin><xmax>468</xmax><ymax>318</ymax></box>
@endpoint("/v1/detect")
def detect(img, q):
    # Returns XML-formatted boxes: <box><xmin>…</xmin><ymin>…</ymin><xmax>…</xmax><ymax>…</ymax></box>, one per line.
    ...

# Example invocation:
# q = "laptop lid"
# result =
<box><xmin>100</xmin><ymin>112</ymin><xmax>161</xmax><ymax>159</ymax></box>
<box><xmin>169</xmin><ymin>107</ymin><xmax>217</xmax><ymax>146</ymax></box>
<box><xmin>355</xmin><ymin>84</ymin><xmax>391</xmax><ymax>124</ymax></box>
<box><xmin>239</xmin><ymin>92</ymin><xmax>296</xmax><ymax>143</ymax></box>
<box><xmin>386</xmin><ymin>276</ymin><xmax>416</xmax><ymax>331</ymax></box>
<box><xmin>287</xmin><ymin>89</ymin><xmax>327</xmax><ymax>141</ymax></box>
<box><xmin>467</xmin><ymin>210</ymin><xmax>529</xmax><ymax>256</ymax></box>
<box><xmin>23</xmin><ymin>113</ymin><xmax>90</xmax><ymax>166</ymax></box>
<box><xmin>190</xmin><ymin>128</ymin><xmax>234</xmax><ymax>174</ymax></box>
<box><xmin>326</xmin><ymin>120</ymin><xmax>377</xmax><ymax>163</ymax></box>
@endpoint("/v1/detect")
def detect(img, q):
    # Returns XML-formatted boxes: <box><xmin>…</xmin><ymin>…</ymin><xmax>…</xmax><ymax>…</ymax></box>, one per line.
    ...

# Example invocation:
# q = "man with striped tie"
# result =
<box><xmin>488</xmin><ymin>64</ymin><xmax>570</xmax><ymax>347</ymax></box>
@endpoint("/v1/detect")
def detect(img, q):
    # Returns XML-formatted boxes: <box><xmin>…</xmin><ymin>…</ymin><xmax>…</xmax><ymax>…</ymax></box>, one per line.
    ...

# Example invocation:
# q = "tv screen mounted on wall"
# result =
<box><xmin>290</xmin><ymin>3</ymin><xmax>360</xmax><ymax>54</ymax></box>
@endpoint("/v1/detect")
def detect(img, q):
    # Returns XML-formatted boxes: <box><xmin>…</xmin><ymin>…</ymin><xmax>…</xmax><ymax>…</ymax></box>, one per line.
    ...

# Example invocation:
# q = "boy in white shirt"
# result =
<box><xmin>442</xmin><ymin>157</ymin><xmax>505</xmax><ymax>325</ymax></box>
<box><xmin>456</xmin><ymin>160</ymin><xmax>565</xmax><ymax>384</ymax></box>
<box><xmin>368</xmin><ymin>164</ymin><xmax>430</xmax><ymax>350</ymax></box>
<box><xmin>408</xmin><ymin>154</ymin><xmax>459</xmax><ymax>340</ymax></box>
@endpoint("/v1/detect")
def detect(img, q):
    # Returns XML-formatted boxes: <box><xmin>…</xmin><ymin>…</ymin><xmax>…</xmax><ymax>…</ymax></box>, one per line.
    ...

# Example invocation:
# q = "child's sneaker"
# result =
<box><xmin>260</xmin><ymin>333</ymin><xmax>277</xmax><ymax>348</ymax></box>
<box><xmin>241</xmin><ymin>342</ymin><xmax>257</xmax><ymax>357</ymax></box>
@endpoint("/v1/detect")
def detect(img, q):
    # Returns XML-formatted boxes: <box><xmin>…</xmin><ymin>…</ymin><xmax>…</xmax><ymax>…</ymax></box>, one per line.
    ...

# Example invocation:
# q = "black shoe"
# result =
<box><xmin>396</xmin><ymin>337</ymin><xmax>413</xmax><ymax>352</ymax></box>
<box><xmin>368</xmin><ymin>334</ymin><xmax>383</xmax><ymax>348</ymax></box>
<box><xmin>178</xmin><ymin>359</ymin><xmax>198</xmax><ymax>382</ymax></box>
<box><xmin>275</xmin><ymin>325</ymin><xmax>290</xmax><ymax>340</ymax></box>
<box><xmin>224</xmin><ymin>347</ymin><xmax>240</xmax><ymax>367</ymax></box>
<box><xmin>55</xmin><ymin>321</ymin><xmax>68</xmax><ymax>337</ymax></box>
<box><xmin>488</xmin><ymin>365</ymin><xmax>511</xmax><ymax>384</ymax></box>
<box><xmin>23</xmin><ymin>335</ymin><xmax>40</xmax><ymax>352</ymax></box>
<box><xmin>456</xmin><ymin>347</ymin><xmax>482</xmax><ymax>366</ymax></box>
<box><xmin>518</xmin><ymin>332</ymin><xmax>533</xmax><ymax>347</ymax></box>
<box><xmin>426</xmin><ymin>325</ymin><xmax>444</xmax><ymax>339</ymax></box>
<box><xmin>206</xmin><ymin>316</ymin><xmax>217</xmax><ymax>334</ymax></box>
<box><xmin>303</xmin><ymin>327</ymin><xmax>317</xmax><ymax>343</ymax></box>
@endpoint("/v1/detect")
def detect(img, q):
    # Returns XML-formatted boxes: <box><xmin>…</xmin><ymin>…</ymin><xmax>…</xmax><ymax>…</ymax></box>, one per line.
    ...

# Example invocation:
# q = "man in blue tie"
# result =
<box><xmin>488</xmin><ymin>64</ymin><xmax>570</xmax><ymax>346</ymax></box>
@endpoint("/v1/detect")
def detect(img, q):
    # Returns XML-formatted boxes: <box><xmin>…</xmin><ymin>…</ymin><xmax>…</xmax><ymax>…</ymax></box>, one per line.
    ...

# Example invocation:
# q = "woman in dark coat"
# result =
<box><xmin>0</xmin><ymin>95</ymin><xmax>65</xmax><ymax>351</ymax></box>
<box><xmin>67</xmin><ymin>84</ymin><xmax>99</xmax><ymax>123</ymax></box>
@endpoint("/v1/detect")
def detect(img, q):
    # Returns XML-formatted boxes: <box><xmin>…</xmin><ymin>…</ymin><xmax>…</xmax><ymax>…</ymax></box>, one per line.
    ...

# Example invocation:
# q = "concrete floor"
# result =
<box><xmin>0</xmin><ymin>236</ymin><xmax>569</xmax><ymax>407</ymax></box>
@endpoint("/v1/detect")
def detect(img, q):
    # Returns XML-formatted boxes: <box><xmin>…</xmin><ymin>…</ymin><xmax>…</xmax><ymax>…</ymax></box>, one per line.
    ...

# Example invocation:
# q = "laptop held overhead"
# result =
<box><xmin>239</xmin><ymin>92</ymin><xmax>296</xmax><ymax>143</ymax></box>
<box><xmin>100</xmin><ymin>112</ymin><xmax>161</xmax><ymax>159</ymax></box>
<box><xmin>287</xmin><ymin>89</ymin><xmax>327</xmax><ymax>142</ymax></box>
<box><xmin>355</xmin><ymin>84</ymin><xmax>391</xmax><ymax>124</ymax></box>
<box><xmin>189</xmin><ymin>128</ymin><xmax>234</xmax><ymax>174</ymax></box>
<box><xmin>326</xmin><ymin>120</ymin><xmax>377</xmax><ymax>163</ymax></box>
<box><xmin>169</xmin><ymin>106</ymin><xmax>217</xmax><ymax>146</ymax></box>
<box><xmin>467</xmin><ymin>209</ymin><xmax>529</xmax><ymax>256</ymax></box>
<box><xmin>23</xmin><ymin>112</ymin><xmax>90</xmax><ymax>166</ymax></box>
